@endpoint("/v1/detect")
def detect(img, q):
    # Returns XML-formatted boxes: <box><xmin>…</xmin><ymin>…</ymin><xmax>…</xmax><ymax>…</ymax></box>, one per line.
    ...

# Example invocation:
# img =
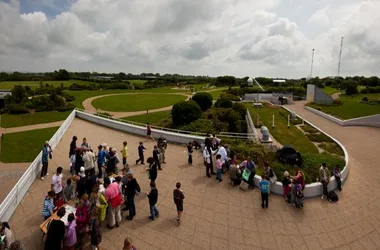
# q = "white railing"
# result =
<box><xmin>246</xmin><ymin>109</ymin><xmax>259</xmax><ymax>142</ymax></box>
<box><xmin>0</xmin><ymin>110</ymin><xmax>76</xmax><ymax>221</ymax></box>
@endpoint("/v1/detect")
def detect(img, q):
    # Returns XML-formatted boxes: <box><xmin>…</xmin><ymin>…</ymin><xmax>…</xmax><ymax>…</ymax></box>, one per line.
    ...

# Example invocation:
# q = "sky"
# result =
<box><xmin>0</xmin><ymin>0</ymin><xmax>379</xmax><ymax>78</ymax></box>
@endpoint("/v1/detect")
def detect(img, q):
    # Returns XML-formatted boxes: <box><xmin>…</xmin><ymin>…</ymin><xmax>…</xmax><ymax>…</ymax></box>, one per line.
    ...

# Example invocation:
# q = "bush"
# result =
<box><xmin>220</xmin><ymin>93</ymin><xmax>240</xmax><ymax>101</ymax></box>
<box><xmin>31</xmin><ymin>96</ymin><xmax>56</xmax><ymax>112</ymax></box>
<box><xmin>306</xmin><ymin>133</ymin><xmax>333</xmax><ymax>143</ymax></box>
<box><xmin>301</xmin><ymin>153</ymin><xmax>345</xmax><ymax>183</ymax></box>
<box><xmin>301</xmin><ymin>124</ymin><xmax>318</xmax><ymax>134</ymax></box>
<box><xmin>171</xmin><ymin>100</ymin><xmax>202</xmax><ymax>126</ymax></box>
<box><xmin>232</xmin><ymin>103</ymin><xmax>246</xmax><ymax>119</ymax></box>
<box><xmin>360</xmin><ymin>88</ymin><xmax>369</xmax><ymax>94</ymax></box>
<box><xmin>57</xmin><ymin>103</ymin><xmax>76</xmax><ymax>112</ymax></box>
<box><xmin>180</xmin><ymin>119</ymin><xmax>214</xmax><ymax>134</ymax></box>
<box><xmin>319</xmin><ymin>142</ymin><xmax>345</xmax><ymax>156</ymax></box>
<box><xmin>68</xmin><ymin>83</ymin><xmax>99</xmax><ymax>90</ymax></box>
<box><xmin>101</xmin><ymin>83</ymin><xmax>131</xmax><ymax>90</ymax></box>
<box><xmin>214</xmin><ymin>98</ymin><xmax>233</xmax><ymax>108</ymax></box>
<box><xmin>61</xmin><ymin>92</ymin><xmax>75</xmax><ymax>102</ymax></box>
<box><xmin>333</xmin><ymin>98</ymin><xmax>343</xmax><ymax>105</ymax></box>
<box><xmin>221</xmin><ymin>139</ymin><xmax>268</xmax><ymax>166</ymax></box>
<box><xmin>7</xmin><ymin>104</ymin><xmax>29</xmax><ymax>114</ymax></box>
<box><xmin>345</xmin><ymin>81</ymin><xmax>359</xmax><ymax>95</ymax></box>
<box><xmin>191</xmin><ymin>92</ymin><xmax>213</xmax><ymax>111</ymax></box>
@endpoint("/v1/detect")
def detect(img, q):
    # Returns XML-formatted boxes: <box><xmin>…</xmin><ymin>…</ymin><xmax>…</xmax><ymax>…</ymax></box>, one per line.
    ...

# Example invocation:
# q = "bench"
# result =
<box><xmin>253</xmin><ymin>103</ymin><xmax>263</xmax><ymax>108</ymax></box>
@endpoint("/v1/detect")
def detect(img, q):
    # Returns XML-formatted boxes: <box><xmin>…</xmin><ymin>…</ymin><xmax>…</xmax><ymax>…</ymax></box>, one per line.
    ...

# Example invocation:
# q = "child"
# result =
<box><xmin>63</xmin><ymin>213</ymin><xmax>77</xmax><ymax>250</ymax></box>
<box><xmin>333</xmin><ymin>165</ymin><xmax>342</xmax><ymax>191</ymax></box>
<box><xmin>187</xmin><ymin>142</ymin><xmax>193</xmax><ymax>165</ymax></box>
<box><xmin>62</xmin><ymin>179</ymin><xmax>74</xmax><ymax>203</ymax></box>
<box><xmin>215</xmin><ymin>154</ymin><xmax>223</xmax><ymax>183</ymax></box>
<box><xmin>123</xmin><ymin>237</ymin><xmax>137</xmax><ymax>250</ymax></box>
<box><xmin>42</xmin><ymin>191</ymin><xmax>56</xmax><ymax>220</ymax></box>
<box><xmin>89</xmin><ymin>208</ymin><xmax>102</xmax><ymax>250</ymax></box>
<box><xmin>75</xmin><ymin>199</ymin><xmax>89</xmax><ymax>249</ymax></box>
<box><xmin>282</xmin><ymin>171</ymin><xmax>292</xmax><ymax>203</ymax></box>
<box><xmin>295</xmin><ymin>183</ymin><xmax>304</xmax><ymax>208</ymax></box>
<box><xmin>136</xmin><ymin>142</ymin><xmax>146</xmax><ymax>165</ymax></box>
<box><xmin>54</xmin><ymin>192</ymin><xmax>64</xmax><ymax>208</ymax></box>
<box><xmin>259</xmin><ymin>175</ymin><xmax>270</xmax><ymax>209</ymax></box>
<box><xmin>147</xmin><ymin>182</ymin><xmax>159</xmax><ymax>220</ymax></box>
<box><xmin>146</xmin><ymin>123</ymin><xmax>155</xmax><ymax>141</ymax></box>
<box><xmin>173</xmin><ymin>182</ymin><xmax>185</xmax><ymax>224</ymax></box>
<box><xmin>82</xmin><ymin>193</ymin><xmax>90</xmax><ymax>212</ymax></box>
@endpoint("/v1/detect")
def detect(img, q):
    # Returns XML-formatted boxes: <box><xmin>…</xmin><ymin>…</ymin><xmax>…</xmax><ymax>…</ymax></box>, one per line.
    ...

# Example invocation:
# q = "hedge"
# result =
<box><xmin>8</xmin><ymin>104</ymin><xmax>29</xmax><ymax>114</ymax></box>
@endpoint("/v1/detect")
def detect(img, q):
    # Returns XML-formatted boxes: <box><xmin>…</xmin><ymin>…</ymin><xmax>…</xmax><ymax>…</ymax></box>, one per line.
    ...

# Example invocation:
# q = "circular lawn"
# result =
<box><xmin>91</xmin><ymin>93</ymin><xmax>187</xmax><ymax>112</ymax></box>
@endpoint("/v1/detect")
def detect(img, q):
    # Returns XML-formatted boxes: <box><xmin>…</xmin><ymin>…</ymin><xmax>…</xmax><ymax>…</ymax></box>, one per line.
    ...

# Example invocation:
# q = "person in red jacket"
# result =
<box><xmin>75</xmin><ymin>198</ymin><xmax>89</xmax><ymax>249</ymax></box>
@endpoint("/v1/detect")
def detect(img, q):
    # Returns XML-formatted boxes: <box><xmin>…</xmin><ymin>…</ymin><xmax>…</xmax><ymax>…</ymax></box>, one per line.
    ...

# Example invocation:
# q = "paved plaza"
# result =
<box><xmin>7</xmin><ymin>103</ymin><xmax>380</xmax><ymax>249</ymax></box>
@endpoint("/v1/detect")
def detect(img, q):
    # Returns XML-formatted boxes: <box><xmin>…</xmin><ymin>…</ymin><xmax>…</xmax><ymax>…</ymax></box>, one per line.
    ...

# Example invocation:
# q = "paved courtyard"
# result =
<box><xmin>8</xmin><ymin>104</ymin><xmax>380</xmax><ymax>249</ymax></box>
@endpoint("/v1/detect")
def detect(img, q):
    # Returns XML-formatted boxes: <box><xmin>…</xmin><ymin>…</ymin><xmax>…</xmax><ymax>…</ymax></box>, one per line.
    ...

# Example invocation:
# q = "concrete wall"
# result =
<box><xmin>306</xmin><ymin>84</ymin><xmax>333</xmax><ymax>105</ymax></box>
<box><xmin>306</xmin><ymin>106</ymin><xmax>380</xmax><ymax>128</ymax></box>
<box><xmin>244</xmin><ymin>93</ymin><xmax>293</xmax><ymax>104</ymax></box>
<box><xmin>246</xmin><ymin>109</ymin><xmax>259</xmax><ymax>142</ymax></box>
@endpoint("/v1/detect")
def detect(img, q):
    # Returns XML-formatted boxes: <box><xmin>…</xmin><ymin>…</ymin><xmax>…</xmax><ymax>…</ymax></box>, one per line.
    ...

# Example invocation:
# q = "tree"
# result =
<box><xmin>118</xmin><ymin>72</ymin><xmax>127</xmax><ymax>79</ymax></box>
<box><xmin>216</xmin><ymin>76</ymin><xmax>236</xmax><ymax>86</ymax></box>
<box><xmin>171</xmin><ymin>101</ymin><xmax>202</xmax><ymax>126</ymax></box>
<box><xmin>214</xmin><ymin>98</ymin><xmax>233</xmax><ymax>108</ymax></box>
<box><xmin>11</xmin><ymin>85</ymin><xmax>27</xmax><ymax>103</ymax></box>
<box><xmin>192</xmin><ymin>92</ymin><xmax>213</xmax><ymax>111</ymax></box>
<box><xmin>345</xmin><ymin>80</ymin><xmax>359</xmax><ymax>95</ymax></box>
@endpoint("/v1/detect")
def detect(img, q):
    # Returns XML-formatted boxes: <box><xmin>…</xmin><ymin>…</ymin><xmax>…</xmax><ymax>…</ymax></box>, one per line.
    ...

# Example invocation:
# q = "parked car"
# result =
<box><xmin>276</xmin><ymin>146</ymin><xmax>303</xmax><ymax>166</ymax></box>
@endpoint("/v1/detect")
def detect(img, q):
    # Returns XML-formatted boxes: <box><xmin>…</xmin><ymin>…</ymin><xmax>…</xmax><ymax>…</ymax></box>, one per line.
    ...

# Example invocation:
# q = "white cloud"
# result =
<box><xmin>0</xmin><ymin>0</ymin><xmax>379</xmax><ymax>77</ymax></box>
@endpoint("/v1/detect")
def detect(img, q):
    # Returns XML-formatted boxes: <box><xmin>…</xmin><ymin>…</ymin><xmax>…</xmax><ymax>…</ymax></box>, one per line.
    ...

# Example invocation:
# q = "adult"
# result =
<box><xmin>81</xmin><ymin>137</ymin><xmax>89</xmax><ymax>149</ymax></box>
<box><xmin>146</xmin><ymin>123</ymin><xmax>154</xmax><ymax>140</ymax></box>
<box><xmin>63</xmin><ymin>213</ymin><xmax>77</xmax><ymax>250</ymax></box>
<box><xmin>153</xmin><ymin>145</ymin><xmax>162</xmax><ymax>170</ymax></box>
<box><xmin>217</xmin><ymin>144</ymin><xmax>228</xmax><ymax>172</ymax></box>
<box><xmin>125</xmin><ymin>174</ymin><xmax>140</xmax><ymax>221</ymax></box>
<box><xmin>82</xmin><ymin>147</ymin><xmax>96</xmax><ymax>177</ymax></box>
<box><xmin>157</xmin><ymin>136</ymin><xmax>167</xmax><ymax>164</ymax></box>
<box><xmin>74</xmin><ymin>148</ymin><xmax>84</xmax><ymax>175</ymax></box>
<box><xmin>51</xmin><ymin>167</ymin><xmax>63</xmax><ymax>195</ymax></box>
<box><xmin>96</xmin><ymin>145</ymin><xmax>106</xmax><ymax>178</ymax></box>
<box><xmin>290</xmin><ymin>168</ymin><xmax>305</xmax><ymax>205</ymax></box>
<box><xmin>44</xmin><ymin>207</ymin><xmax>66</xmax><ymax>250</ymax></box>
<box><xmin>147</xmin><ymin>157</ymin><xmax>158</xmax><ymax>183</ymax></box>
<box><xmin>41</xmin><ymin>191</ymin><xmax>55</xmax><ymax>220</ymax></box>
<box><xmin>263</xmin><ymin>162</ymin><xmax>277</xmax><ymax>185</ymax></box>
<box><xmin>76</xmin><ymin>167</ymin><xmax>87</xmax><ymax>199</ymax></box>
<box><xmin>69</xmin><ymin>136</ymin><xmax>77</xmax><ymax>169</ymax></box>
<box><xmin>105</xmin><ymin>148</ymin><xmax>118</xmax><ymax>175</ymax></box>
<box><xmin>229</xmin><ymin>164</ymin><xmax>241</xmax><ymax>186</ymax></box>
<box><xmin>0</xmin><ymin>222</ymin><xmax>14</xmax><ymax>250</ymax></box>
<box><xmin>205</xmin><ymin>138</ymin><xmax>216</xmax><ymax>175</ymax></box>
<box><xmin>203</xmin><ymin>146</ymin><xmax>212</xmax><ymax>178</ymax></box>
<box><xmin>104</xmin><ymin>177</ymin><xmax>122</xmax><ymax>229</ymax></box>
<box><xmin>319</xmin><ymin>163</ymin><xmax>331</xmax><ymax>199</ymax></box>
<box><xmin>41</xmin><ymin>141</ymin><xmax>52</xmax><ymax>180</ymax></box>
<box><xmin>121</xmin><ymin>141</ymin><xmax>128</xmax><ymax>167</ymax></box>
<box><xmin>240</xmin><ymin>157</ymin><xmax>256</xmax><ymax>188</ymax></box>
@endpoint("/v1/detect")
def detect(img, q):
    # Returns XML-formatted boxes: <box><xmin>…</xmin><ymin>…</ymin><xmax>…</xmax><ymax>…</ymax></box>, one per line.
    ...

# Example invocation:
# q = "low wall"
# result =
<box><xmin>306</xmin><ymin>106</ymin><xmax>380</xmax><ymax>128</ymax></box>
<box><xmin>282</xmin><ymin>106</ymin><xmax>349</xmax><ymax>198</ymax></box>
<box><xmin>0</xmin><ymin>110</ymin><xmax>76</xmax><ymax>221</ymax></box>
<box><xmin>246</xmin><ymin>109</ymin><xmax>259</xmax><ymax>142</ymax></box>
<box><xmin>75</xmin><ymin>110</ymin><xmax>205</xmax><ymax>145</ymax></box>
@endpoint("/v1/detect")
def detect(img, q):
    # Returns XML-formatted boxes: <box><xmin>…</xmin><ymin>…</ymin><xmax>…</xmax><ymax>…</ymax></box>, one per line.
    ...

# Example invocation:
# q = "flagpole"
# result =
<box><xmin>310</xmin><ymin>49</ymin><xmax>315</xmax><ymax>78</ymax></box>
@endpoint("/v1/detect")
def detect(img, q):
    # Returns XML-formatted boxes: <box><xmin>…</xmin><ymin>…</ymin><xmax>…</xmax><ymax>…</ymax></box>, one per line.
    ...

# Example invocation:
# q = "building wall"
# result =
<box><xmin>307</xmin><ymin>84</ymin><xmax>333</xmax><ymax>104</ymax></box>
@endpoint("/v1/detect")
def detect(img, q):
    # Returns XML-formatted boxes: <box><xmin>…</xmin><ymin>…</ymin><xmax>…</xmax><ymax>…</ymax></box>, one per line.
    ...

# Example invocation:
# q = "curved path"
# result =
<box><xmin>8</xmin><ymin>107</ymin><xmax>380</xmax><ymax>249</ymax></box>
<box><xmin>82</xmin><ymin>92</ymin><xmax>192</xmax><ymax>118</ymax></box>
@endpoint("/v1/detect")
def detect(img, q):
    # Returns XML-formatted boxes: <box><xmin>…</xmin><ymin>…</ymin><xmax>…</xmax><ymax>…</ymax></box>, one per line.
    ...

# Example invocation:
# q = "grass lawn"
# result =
<box><xmin>0</xmin><ymin>127</ymin><xmax>59</xmax><ymax>162</ymax></box>
<box><xmin>122</xmin><ymin>110</ymin><xmax>171</xmax><ymax>125</ymax></box>
<box><xmin>247</xmin><ymin>104</ymin><xmax>319</xmax><ymax>154</ymax></box>
<box><xmin>0</xmin><ymin>80</ymin><xmax>93</xmax><ymax>90</ymax></box>
<box><xmin>92</xmin><ymin>93</ymin><xmax>187</xmax><ymax>112</ymax></box>
<box><xmin>321</xmin><ymin>86</ymin><xmax>341</xmax><ymax>96</ymax></box>
<box><xmin>309</xmin><ymin>93</ymin><xmax>380</xmax><ymax>119</ymax></box>
<box><xmin>127</xmin><ymin>79</ymin><xmax>146</xmax><ymax>85</ymax></box>
<box><xmin>1</xmin><ymin>111</ymin><xmax>71</xmax><ymax>128</ymax></box>
<box><xmin>202</xmin><ymin>88</ymin><xmax>228</xmax><ymax>99</ymax></box>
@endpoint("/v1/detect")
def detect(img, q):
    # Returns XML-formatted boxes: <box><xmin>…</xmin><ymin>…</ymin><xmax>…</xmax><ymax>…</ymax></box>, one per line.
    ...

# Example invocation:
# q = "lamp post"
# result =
<box><xmin>272</xmin><ymin>114</ymin><xmax>275</xmax><ymax>128</ymax></box>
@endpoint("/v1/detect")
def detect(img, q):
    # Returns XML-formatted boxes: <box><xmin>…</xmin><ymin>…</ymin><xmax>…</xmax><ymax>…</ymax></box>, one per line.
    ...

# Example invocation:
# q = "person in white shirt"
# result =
<box><xmin>51</xmin><ymin>167</ymin><xmax>63</xmax><ymax>195</ymax></box>
<box><xmin>82</xmin><ymin>147</ymin><xmax>96</xmax><ymax>177</ymax></box>
<box><xmin>203</xmin><ymin>147</ymin><xmax>212</xmax><ymax>178</ymax></box>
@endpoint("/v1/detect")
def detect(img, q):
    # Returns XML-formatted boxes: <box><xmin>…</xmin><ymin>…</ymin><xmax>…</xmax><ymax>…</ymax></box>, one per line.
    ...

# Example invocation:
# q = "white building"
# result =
<box><xmin>247</xmin><ymin>77</ymin><xmax>253</xmax><ymax>86</ymax></box>
<box><xmin>273</xmin><ymin>79</ymin><xmax>286</xmax><ymax>84</ymax></box>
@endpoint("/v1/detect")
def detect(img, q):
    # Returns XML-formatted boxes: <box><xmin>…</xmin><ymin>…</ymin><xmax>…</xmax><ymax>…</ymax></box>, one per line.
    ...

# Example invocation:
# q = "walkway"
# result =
<box><xmin>8</xmin><ymin>113</ymin><xmax>380</xmax><ymax>249</ymax></box>
<box><xmin>0</xmin><ymin>121</ymin><xmax>64</xmax><ymax>134</ymax></box>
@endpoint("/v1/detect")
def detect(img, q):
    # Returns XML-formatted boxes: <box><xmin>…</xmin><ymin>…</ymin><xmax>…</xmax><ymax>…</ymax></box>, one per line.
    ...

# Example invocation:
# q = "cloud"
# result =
<box><xmin>0</xmin><ymin>0</ymin><xmax>379</xmax><ymax>77</ymax></box>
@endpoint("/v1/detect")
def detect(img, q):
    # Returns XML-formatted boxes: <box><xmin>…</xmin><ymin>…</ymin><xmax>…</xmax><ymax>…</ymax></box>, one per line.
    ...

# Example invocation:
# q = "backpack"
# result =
<box><xmin>328</xmin><ymin>191</ymin><xmax>339</xmax><ymax>203</ymax></box>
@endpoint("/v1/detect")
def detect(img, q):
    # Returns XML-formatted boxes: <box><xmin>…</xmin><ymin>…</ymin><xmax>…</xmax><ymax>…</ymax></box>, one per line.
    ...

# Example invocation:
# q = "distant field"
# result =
<box><xmin>92</xmin><ymin>93</ymin><xmax>186</xmax><ymax>112</ymax></box>
<box><xmin>122</xmin><ymin>110</ymin><xmax>171</xmax><ymax>125</ymax></box>
<box><xmin>127</xmin><ymin>79</ymin><xmax>146</xmax><ymax>85</ymax></box>
<box><xmin>1</xmin><ymin>111</ymin><xmax>71</xmax><ymax>128</ymax></box>
<box><xmin>1</xmin><ymin>126</ymin><xmax>59</xmax><ymax>163</ymax></box>
<box><xmin>309</xmin><ymin>93</ymin><xmax>380</xmax><ymax>119</ymax></box>
<box><xmin>0</xmin><ymin>80</ymin><xmax>93</xmax><ymax>90</ymax></box>
<box><xmin>321</xmin><ymin>86</ymin><xmax>341</xmax><ymax>96</ymax></box>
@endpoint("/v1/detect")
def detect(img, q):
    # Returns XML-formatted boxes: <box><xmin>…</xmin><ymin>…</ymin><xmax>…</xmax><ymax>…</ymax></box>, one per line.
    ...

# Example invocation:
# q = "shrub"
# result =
<box><xmin>306</xmin><ymin>133</ymin><xmax>333</xmax><ymax>143</ymax></box>
<box><xmin>301</xmin><ymin>153</ymin><xmax>345</xmax><ymax>183</ymax></box>
<box><xmin>345</xmin><ymin>81</ymin><xmax>359</xmax><ymax>95</ymax></box>
<box><xmin>180</xmin><ymin>119</ymin><xmax>214</xmax><ymax>134</ymax></box>
<box><xmin>101</xmin><ymin>83</ymin><xmax>131</xmax><ymax>90</ymax></box>
<box><xmin>58</xmin><ymin>103</ymin><xmax>76</xmax><ymax>112</ymax></box>
<box><xmin>171</xmin><ymin>100</ymin><xmax>202</xmax><ymax>126</ymax></box>
<box><xmin>31</xmin><ymin>96</ymin><xmax>56</xmax><ymax>112</ymax></box>
<box><xmin>232</xmin><ymin>103</ymin><xmax>246</xmax><ymax>119</ymax></box>
<box><xmin>68</xmin><ymin>83</ymin><xmax>99</xmax><ymax>90</ymax></box>
<box><xmin>360</xmin><ymin>88</ymin><xmax>369</xmax><ymax>94</ymax></box>
<box><xmin>319</xmin><ymin>142</ymin><xmax>345</xmax><ymax>156</ymax></box>
<box><xmin>220</xmin><ymin>93</ymin><xmax>240</xmax><ymax>101</ymax></box>
<box><xmin>191</xmin><ymin>92</ymin><xmax>213</xmax><ymax>111</ymax></box>
<box><xmin>301</xmin><ymin>124</ymin><xmax>319</xmax><ymax>134</ymax></box>
<box><xmin>61</xmin><ymin>92</ymin><xmax>75</xmax><ymax>102</ymax></box>
<box><xmin>7</xmin><ymin>104</ymin><xmax>29</xmax><ymax>114</ymax></box>
<box><xmin>221</xmin><ymin>139</ymin><xmax>268</xmax><ymax>165</ymax></box>
<box><xmin>214</xmin><ymin>98</ymin><xmax>233</xmax><ymax>108</ymax></box>
<box><xmin>333</xmin><ymin>98</ymin><xmax>343</xmax><ymax>105</ymax></box>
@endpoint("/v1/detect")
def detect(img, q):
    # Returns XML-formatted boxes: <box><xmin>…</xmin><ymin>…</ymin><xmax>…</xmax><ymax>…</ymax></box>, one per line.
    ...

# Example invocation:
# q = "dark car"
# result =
<box><xmin>276</xmin><ymin>146</ymin><xmax>302</xmax><ymax>166</ymax></box>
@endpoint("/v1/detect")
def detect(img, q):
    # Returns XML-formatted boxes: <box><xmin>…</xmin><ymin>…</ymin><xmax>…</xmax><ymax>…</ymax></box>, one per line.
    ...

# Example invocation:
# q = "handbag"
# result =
<box><xmin>49</xmin><ymin>153</ymin><xmax>53</xmax><ymax>159</ymax></box>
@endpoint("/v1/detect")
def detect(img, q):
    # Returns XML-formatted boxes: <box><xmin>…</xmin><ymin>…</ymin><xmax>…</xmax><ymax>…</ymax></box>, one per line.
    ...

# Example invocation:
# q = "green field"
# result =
<box><xmin>0</xmin><ymin>80</ymin><xmax>93</xmax><ymax>90</ymax></box>
<box><xmin>201</xmin><ymin>88</ymin><xmax>228</xmax><ymax>99</ymax></box>
<box><xmin>91</xmin><ymin>93</ymin><xmax>187</xmax><ymax>112</ymax></box>
<box><xmin>321</xmin><ymin>86</ymin><xmax>341</xmax><ymax>96</ymax></box>
<box><xmin>127</xmin><ymin>79</ymin><xmax>146</xmax><ymax>85</ymax></box>
<box><xmin>1</xmin><ymin>111</ymin><xmax>71</xmax><ymax>128</ymax></box>
<box><xmin>0</xmin><ymin>127</ymin><xmax>59</xmax><ymax>162</ymax></box>
<box><xmin>310</xmin><ymin>93</ymin><xmax>380</xmax><ymax>119</ymax></box>
<box><xmin>122</xmin><ymin>110</ymin><xmax>171</xmax><ymax>125</ymax></box>
<box><xmin>248</xmin><ymin>105</ymin><xmax>319</xmax><ymax>154</ymax></box>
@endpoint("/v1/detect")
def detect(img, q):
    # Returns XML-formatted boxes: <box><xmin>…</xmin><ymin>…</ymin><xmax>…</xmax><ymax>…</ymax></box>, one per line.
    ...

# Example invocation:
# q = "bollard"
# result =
<box><xmin>288</xmin><ymin>115</ymin><xmax>290</xmax><ymax>128</ymax></box>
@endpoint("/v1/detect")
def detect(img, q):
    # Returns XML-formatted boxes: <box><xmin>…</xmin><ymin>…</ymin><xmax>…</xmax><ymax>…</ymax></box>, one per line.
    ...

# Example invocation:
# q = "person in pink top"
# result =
<box><xmin>104</xmin><ymin>177</ymin><xmax>122</xmax><ymax>229</ymax></box>
<box><xmin>215</xmin><ymin>154</ymin><xmax>224</xmax><ymax>183</ymax></box>
<box><xmin>64</xmin><ymin>213</ymin><xmax>77</xmax><ymax>250</ymax></box>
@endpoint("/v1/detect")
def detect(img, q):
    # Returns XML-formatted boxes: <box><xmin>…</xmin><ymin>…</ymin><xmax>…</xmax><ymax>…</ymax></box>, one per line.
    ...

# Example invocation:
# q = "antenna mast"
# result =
<box><xmin>337</xmin><ymin>37</ymin><xmax>344</xmax><ymax>77</ymax></box>
<box><xmin>310</xmin><ymin>49</ymin><xmax>315</xmax><ymax>78</ymax></box>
